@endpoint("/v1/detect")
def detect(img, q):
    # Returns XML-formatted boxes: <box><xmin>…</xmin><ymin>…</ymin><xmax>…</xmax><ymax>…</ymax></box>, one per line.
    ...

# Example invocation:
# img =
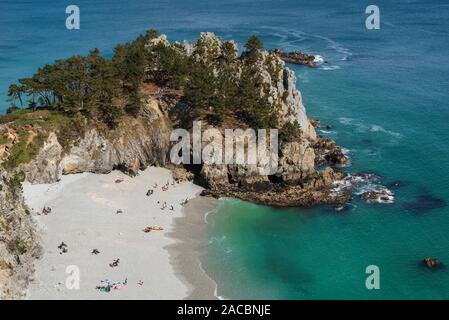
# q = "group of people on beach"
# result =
<box><xmin>33</xmin><ymin>206</ymin><xmax>52</xmax><ymax>216</ymax></box>
<box><xmin>146</xmin><ymin>180</ymin><xmax>182</xmax><ymax>212</ymax></box>
<box><xmin>158</xmin><ymin>201</ymin><xmax>174</xmax><ymax>211</ymax></box>
<box><xmin>95</xmin><ymin>278</ymin><xmax>127</xmax><ymax>293</ymax></box>
<box><xmin>52</xmin><ymin>175</ymin><xmax>191</xmax><ymax>294</ymax></box>
<box><xmin>146</xmin><ymin>180</ymin><xmax>177</xmax><ymax>195</ymax></box>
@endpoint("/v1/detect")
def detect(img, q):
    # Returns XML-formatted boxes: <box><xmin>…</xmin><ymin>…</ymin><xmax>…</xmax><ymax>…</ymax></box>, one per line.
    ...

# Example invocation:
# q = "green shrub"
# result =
<box><xmin>4</xmin><ymin>131</ymin><xmax>48</xmax><ymax>169</ymax></box>
<box><xmin>7</xmin><ymin>237</ymin><xmax>28</xmax><ymax>255</ymax></box>
<box><xmin>279</xmin><ymin>121</ymin><xmax>302</xmax><ymax>142</ymax></box>
<box><xmin>8</xmin><ymin>171</ymin><xmax>25</xmax><ymax>196</ymax></box>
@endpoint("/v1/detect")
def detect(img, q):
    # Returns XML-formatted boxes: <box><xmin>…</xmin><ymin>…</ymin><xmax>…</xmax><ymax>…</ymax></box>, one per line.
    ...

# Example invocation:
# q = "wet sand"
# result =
<box><xmin>167</xmin><ymin>196</ymin><xmax>220</xmax><ymax>299</ymax></box>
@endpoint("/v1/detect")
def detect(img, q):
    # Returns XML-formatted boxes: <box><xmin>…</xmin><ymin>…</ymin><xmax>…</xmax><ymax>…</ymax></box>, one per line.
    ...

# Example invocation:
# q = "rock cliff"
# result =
<box><xmin>0</xmin><ymin>171</ymin><xmax>40</xmax><ymax>299</ymax></box>
<box><xmin>17</xmin><ymin>98</ymin><xmax>171</xmax><ymax>184</ymax></box>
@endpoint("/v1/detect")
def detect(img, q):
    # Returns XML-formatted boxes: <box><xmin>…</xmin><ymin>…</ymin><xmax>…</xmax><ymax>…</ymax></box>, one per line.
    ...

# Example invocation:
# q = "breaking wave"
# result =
<box><xmin>331</xmin><ymin>173</ymin><xmax>395</xmax><ymax>204</ymax></box>
<box><xmin>338</xmin><ymin>117</ymin><xmax>403</xmax><ymax>139</ymax></box>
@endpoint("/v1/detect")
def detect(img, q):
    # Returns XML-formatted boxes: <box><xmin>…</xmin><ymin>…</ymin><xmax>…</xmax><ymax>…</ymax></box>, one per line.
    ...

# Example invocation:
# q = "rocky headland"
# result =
<box><xmin>0</xmin><ymin>31</ymin><xmax>371</xmax><ymax>298</ymax></box>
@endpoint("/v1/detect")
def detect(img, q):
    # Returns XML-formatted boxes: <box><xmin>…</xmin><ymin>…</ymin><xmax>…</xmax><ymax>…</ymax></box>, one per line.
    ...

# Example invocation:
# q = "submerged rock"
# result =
<box><xmin>333</xmin><ymin>204</ymin><xmax>350</xmax><ymax>212</ymax></box>
<box><xmin>360</xmin><ymin>189</ymin><xmax>394</xmax><ymax>204</ymax></box>
<box><xmin>361</xmin><ymin>139</ymin><xmax>373</xmax><ymax>145</ymax></box>
<box><xmin>387</xmin><ymin>180</ymin><xmax>408</xmax><ymax>190</ymax></box>
<box><xmin>404</xmin><ymin>194</ymin><xmax>446</xmax><ymax>213</ymax></box>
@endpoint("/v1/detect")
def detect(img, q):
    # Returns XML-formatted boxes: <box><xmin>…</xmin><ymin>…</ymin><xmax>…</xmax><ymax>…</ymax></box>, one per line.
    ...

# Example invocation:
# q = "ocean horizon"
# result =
<box><xmin>1</xmin><ymin>0</ymin><xmax>449</xmax><ymax>299</ymax></box>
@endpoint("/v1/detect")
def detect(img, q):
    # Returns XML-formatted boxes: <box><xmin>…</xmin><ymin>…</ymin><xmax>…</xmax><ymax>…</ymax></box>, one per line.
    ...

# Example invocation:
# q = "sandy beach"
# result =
<box><xmin>23</xmin><ymin>167</ymin><xmax>217</xmax><ymax>300</ymax></box>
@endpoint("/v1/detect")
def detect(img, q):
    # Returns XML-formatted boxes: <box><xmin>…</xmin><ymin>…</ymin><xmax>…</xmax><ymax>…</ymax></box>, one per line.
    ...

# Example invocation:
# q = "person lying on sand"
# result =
<box><xmin>109</xmin><ymin>258</ymin><xmax>120</xmax><ymax>268</ymax></box>
<box><xmin>116</xmin><ymin>209</ymin><xmax>123</xmax><ymax>214</ymax></box>
<box><xmin>91</xmin><ymin>249</ymin><xmax>100</xmax><ymax>255</ymax></box>
<box><xmin>58</xmin><ymin>242</ymin><xmax>68</xmax><ymax>254</ymax></box>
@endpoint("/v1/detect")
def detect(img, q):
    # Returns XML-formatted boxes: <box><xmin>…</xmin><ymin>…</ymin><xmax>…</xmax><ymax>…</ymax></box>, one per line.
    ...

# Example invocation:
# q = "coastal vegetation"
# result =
<box><xmin>4</xmin><ymin>29</ymin><xmax>276</xmax><ymax>130</ymax></box>
<box><xmin>7</xmin><ymin>171</ymin><xmax>25</xmax><ymax>197</ymax></box>
<box><xmin>1</xmin><ymin>29</ymin><xmax>301</xmax><ymax>170</ymax></box>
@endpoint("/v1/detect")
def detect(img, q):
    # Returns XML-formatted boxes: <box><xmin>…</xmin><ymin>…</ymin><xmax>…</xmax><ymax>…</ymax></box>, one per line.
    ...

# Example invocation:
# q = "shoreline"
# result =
<box><xmin>22</xmin><ymin>167</ymin><xmax>217</xmax><ymax>300</ymax></box>
<box><xmin>167</xmin><ymin>196</ymin><xmax>220</xmax><ymax>300</ymax></box>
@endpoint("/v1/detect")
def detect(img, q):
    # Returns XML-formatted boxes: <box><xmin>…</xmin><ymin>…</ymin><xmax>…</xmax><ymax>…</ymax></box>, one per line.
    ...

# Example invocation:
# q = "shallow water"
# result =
<box><xmin>2</xmin><ymin>0</ymin><xmax>449</xmax><ymax>299</ymax></box>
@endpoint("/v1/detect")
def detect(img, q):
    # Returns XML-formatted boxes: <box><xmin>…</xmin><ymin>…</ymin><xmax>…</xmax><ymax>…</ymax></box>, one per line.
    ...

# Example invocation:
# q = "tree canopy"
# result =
<box><xmin>5</xmin><ymin>31</ymin><xmax>277</xmax><ymax>130</ymax></box>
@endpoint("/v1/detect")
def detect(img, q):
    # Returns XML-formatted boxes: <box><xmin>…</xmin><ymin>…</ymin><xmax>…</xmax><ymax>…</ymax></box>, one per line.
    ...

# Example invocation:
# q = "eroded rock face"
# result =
<box><xmin>257</xmin><ymin>50</ymin><xmax>317</xmax><ymax>141</ymax></box>
<box><xmin>0</xmin><ymin>171</ymin><xmax>41</xmax><ymax>299</ymax></box>
<box><xmin>278</xmin><ymin>139</ymin><xmax>315</xmax><ymax>182</ymax></box>
<box><xmin>18</xmin><ymin>132</ymin><xmax>63</xmax><ymax>184</ymax></box>
<box><xmin>19</xmin><ymin>99</ymin><xmax>172</xmax><ymax>184</ymax></box>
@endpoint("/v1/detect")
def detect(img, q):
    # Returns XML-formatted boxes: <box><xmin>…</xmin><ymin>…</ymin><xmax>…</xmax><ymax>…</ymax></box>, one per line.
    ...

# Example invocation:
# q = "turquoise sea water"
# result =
<box><xmin>2</xmin><ymin>1</ymin><xmax>449</xmax><ymax>299</ymax></box>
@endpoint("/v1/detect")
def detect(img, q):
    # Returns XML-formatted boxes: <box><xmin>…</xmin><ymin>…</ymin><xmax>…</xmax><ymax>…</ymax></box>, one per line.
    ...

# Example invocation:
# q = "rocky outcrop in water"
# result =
<box><xmin>201</xmin><ymin>167</ymin><xmax>350</xmax><ymax>207</ymax></box>
<box><xmin>168</xmin><ymin>33</ymin><xmax>350</xmax><ymax>206</ymax></box>
<box><xmin>270</xmin><ymin>48</ymin><xmax>317</xmax><ymax>67</ymax></box>
<box><xmin>423</xmin><ymin>258</ymin><xmax>442</xmax><ymax>269</ymax></box>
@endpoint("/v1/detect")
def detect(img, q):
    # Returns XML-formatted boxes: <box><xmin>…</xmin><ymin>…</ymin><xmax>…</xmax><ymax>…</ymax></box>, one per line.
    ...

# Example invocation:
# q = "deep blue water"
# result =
<box><xmin>2</xmin><ymin>1</ymin><xmax>449</xmax><ymax>299</ymax></box>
